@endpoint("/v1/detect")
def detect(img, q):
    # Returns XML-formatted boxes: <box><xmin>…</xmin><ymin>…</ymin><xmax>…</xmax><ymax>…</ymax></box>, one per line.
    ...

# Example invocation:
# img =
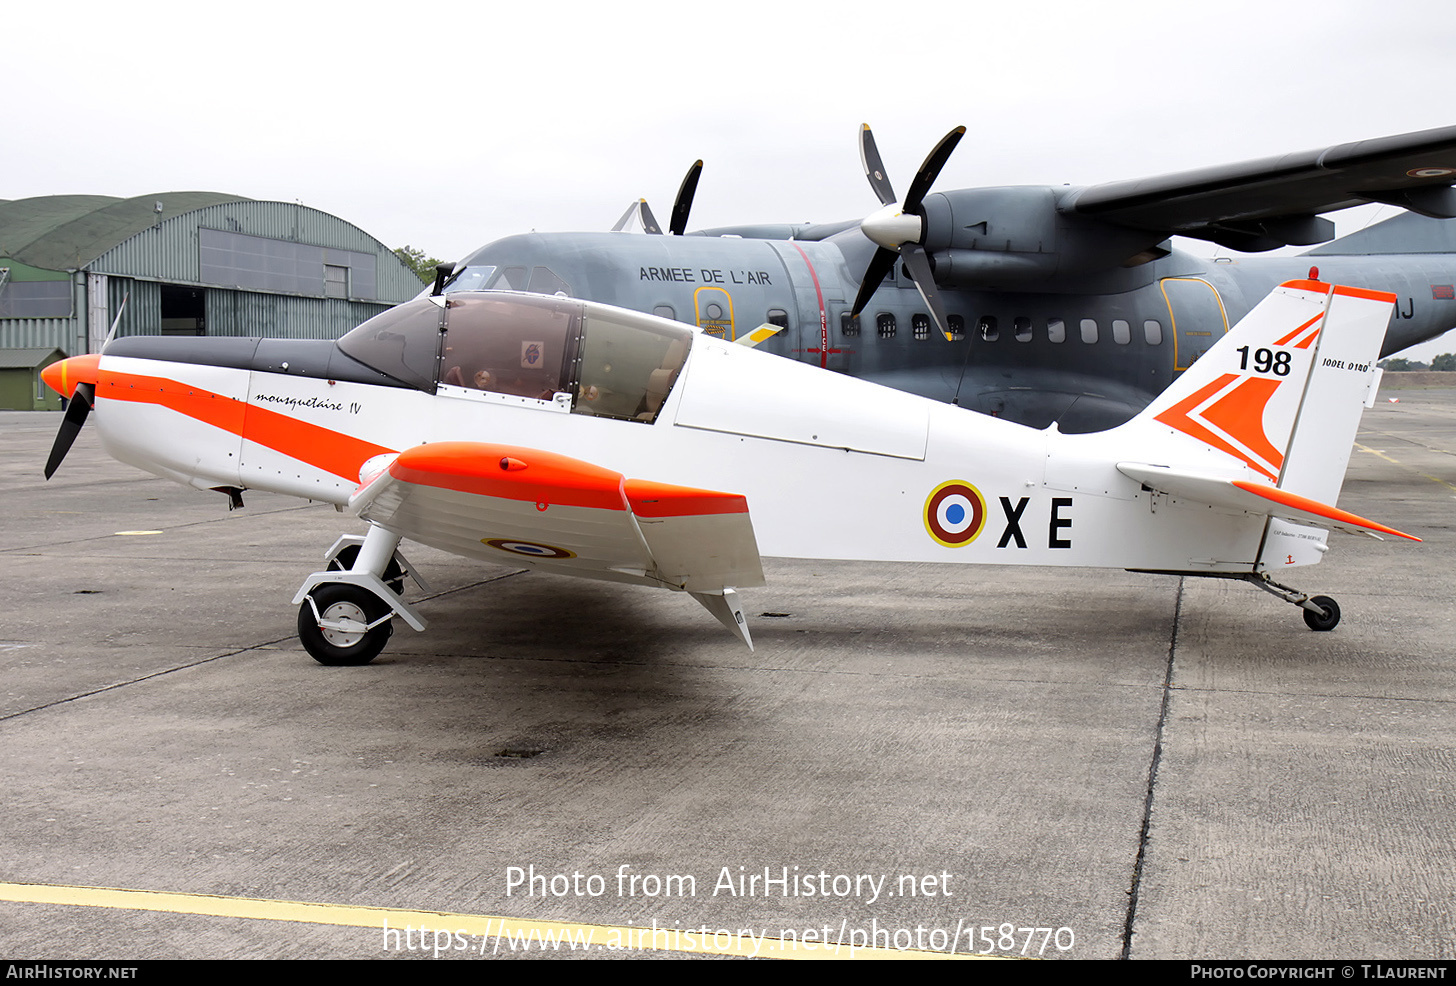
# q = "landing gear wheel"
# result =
<box><xmin>298</xmin><ymin>583</ymin><xmax>393</xmax><ymax>665</ymax></box>
<box><xmin>328</xmin><ymin>544</ymin><xmax>406</xmax><ymax>594</ymax></box>
<box><xmin>1302</xmin><ymin>595</ymin><xmax>1341</xmax><ymax>632</ymax></box>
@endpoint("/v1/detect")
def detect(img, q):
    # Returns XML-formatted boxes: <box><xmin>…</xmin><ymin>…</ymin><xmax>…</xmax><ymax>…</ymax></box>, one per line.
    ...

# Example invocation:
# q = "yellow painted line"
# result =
<box><xmin>1354</xmin><ymin>443</ymin><xmax>1456</xmax><ymax>493</ymax></box>
<box><xmin>0</xmin><ymin>882</ymin><xmax>988</xmax><ymax>959</ymax></box>
<box><xmin>112</xmin><ymin>530</ymin><xmax>163</xmax><ymax>536</ymax></box>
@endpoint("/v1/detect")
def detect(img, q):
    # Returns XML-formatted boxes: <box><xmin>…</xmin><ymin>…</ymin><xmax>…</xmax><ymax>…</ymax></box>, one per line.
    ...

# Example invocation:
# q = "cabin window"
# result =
<box><xmin>979</xmin><ymin>316</ymin><xmax>998</xmax><ymax>342</ymax></box>
<box><xmin>1014</xmin><ymin>316</ymin><xmax>1032</xmax><ymax>342</ymax></box>
<box><xmin>439</xmin><ymin>293</ymin><xmax>577</xmax><ymax>400</ymax></box>
<box><xmin>489</xmin><ymin>266</ymin><xmax>529</xmax><ymax>291</ymax></box>
<box><xmin>527</xmin><ymin>266</ymin><xmax>571</xmax><ymax>297</ymax></box>
<box><xmin>912</xmin><ymin>314</ymin><xmax>930</xmax><ymax>340</ymax></box>
<box><xmin>1143</xmin><ymin>319</ymin><xmax>1163</xmax><ymax>345</ymax></box>
<box><xmin>653</xmin><ymin>305</ymin><xmax>675</xmax><ymax>320</ymax></box>
<box><xmin>841</xmin><ymin>312</ymin><xmax>860</xmax><ymax>337</ymax></box>
<box><xmin>1047</xmin><ymin>318</ymin><xmax>1066</xmax><ymax>343</ymax></box>
<box><xmin>877</xmin><ymin>313</ymin><xmax>896</xmax><ymax>338</ymax></box>
<box><xmin>946</xmin><ymin>314</ymin><xmax>965</xmax><ymax>341</ymax></box>
<box><xmin>1112</xmin><ymin>319</ymin><xmax>1131</xmax><ymax>345</ymax></box>
<box><xmin>575</xmin><ymin>309</ymin><xmax>693</xmax><ymax>424</ymax></box>
<box><xmin>444</xmin><ymin>265</ymin><xmax>494</xmax><ymax>292</ymax></box>
<box><xmin>1080</xmin><ymin>318</ymin><xmax>1099</xmax><ymax>344</ymax></box>
<box><xmin>767</xmin><ymin>309</ymin><xmax>789</xmax><ymax>328</ymax></box>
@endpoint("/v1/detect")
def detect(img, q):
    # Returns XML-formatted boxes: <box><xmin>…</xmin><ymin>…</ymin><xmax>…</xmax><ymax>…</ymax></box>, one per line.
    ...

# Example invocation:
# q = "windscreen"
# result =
<box><xmin>336</xmin><ymin>298</ymin><xmax>444</xmax><ymax>390</ymax></box>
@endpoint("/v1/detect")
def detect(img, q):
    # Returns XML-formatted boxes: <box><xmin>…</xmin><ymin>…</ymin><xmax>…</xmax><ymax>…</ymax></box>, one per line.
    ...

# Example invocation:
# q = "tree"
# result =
<box><xmin>1379</xmin><ymin>357</ymin><xmax>1428</xmax><ymax>371</ymax></box>
<box><xmin>1431</xmin><ymin>352</ymin><xmax>1456</xmax><ymax>371</ymax></box>
<box><xmin>393</xmin><ymin>245</ymin><xmax>445</xmax><ymax>284</ymax></box>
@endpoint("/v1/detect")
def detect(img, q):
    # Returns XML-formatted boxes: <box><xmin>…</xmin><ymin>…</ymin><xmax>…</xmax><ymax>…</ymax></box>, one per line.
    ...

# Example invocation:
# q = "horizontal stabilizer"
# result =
<box><xmin>1117</xmin><ymin>462</ymin><xmax>1420</xmax><ymax>541</ymax></box>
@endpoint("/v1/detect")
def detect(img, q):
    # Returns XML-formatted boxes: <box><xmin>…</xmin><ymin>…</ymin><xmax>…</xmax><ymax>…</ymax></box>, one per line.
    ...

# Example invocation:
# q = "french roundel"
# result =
<box><xmin>482</xmin><ymin>538</ymin><xmax>577</xmax><ymax>559</ymax></box>
<box><xmin>924</xmin><ymin>481</ymin><xmax>987</xmax><ymax>548</ymax></box>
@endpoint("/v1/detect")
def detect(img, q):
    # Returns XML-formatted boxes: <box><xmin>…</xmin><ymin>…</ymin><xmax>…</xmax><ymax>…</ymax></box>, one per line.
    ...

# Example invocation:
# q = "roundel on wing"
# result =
<box><xmin>482</xmin><ymin>538</ymin><xmax>577</xmax><ymax>559</ymax></box>
<box><xmin>924</xmin><ymin>481</ymin><xmax>987</xmax><ymax>548</ymax></box>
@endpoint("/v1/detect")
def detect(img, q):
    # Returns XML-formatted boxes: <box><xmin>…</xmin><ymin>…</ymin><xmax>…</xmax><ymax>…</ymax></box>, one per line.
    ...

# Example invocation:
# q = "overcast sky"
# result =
<box><xmin>7</xmin><ymin>0</ymin><xmax>1456</xmax><ymax>355</ymax></box>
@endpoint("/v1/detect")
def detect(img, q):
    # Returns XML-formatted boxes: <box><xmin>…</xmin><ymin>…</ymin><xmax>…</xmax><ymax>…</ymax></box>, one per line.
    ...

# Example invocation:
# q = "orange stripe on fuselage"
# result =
<box><xmin>97</xmin><ymin>367</ymin><xmax>393</xmax><ymax>482</ymax></box>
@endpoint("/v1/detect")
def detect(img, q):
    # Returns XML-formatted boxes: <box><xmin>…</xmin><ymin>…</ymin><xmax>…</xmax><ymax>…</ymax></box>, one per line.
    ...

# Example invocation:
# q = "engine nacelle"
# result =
<box><xmin>921</xmin><ymin>186</ymin><xmax>1169</xmax><ymax>288</ymax></box>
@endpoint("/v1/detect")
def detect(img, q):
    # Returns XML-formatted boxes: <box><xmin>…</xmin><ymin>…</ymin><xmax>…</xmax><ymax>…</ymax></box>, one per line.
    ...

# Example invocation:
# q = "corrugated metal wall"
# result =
<box><xmin>0</xmin><ymin>276</ymin><xmax>85</xmax><ymax>354</ymax></box>
<box><xmin>107</xmin><ymin>277</ymin><xmax>161</xmax><ymax>336</ymax></box>
<box><xmin>206</xmin><ymin>290</ymin><xmax>393</xmax><ymax>339</ymax></box>
<box><xmin>2</xmin><ymin>200</ymin><xmax>419</xmax><ymax>356</ymax></box>
<box><xmin>92</xmin><ymin>201</ymin><xmax>422</xmax><ymax>302</ymax></box>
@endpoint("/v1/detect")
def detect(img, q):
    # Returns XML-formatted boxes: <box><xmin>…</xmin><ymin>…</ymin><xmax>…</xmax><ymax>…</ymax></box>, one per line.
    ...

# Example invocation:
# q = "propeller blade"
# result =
<box><xmin>899</xmin><ymin>245</ymin><xmax>953</xmax><ymax>341</ymax></box>
<box><xmin>858</xmin><ymin>124</ymin><xmax>897</xmax><ymax>207</ymax></box>
<box><xmin>851</xmin><ymin>247</ymin><xmax>898</xmax><ymax>318</ymax></box>
<box><xmin>638</xmin><ymin>199</ymin><xmax>663</xmax><ymax>235</ymax></box>
<box><xmin>669</xmin><ymin>160</ymin><xmax>703</xmax><ymax>236</ymax></box>
<box><xmin>100</xmin><ymin>292</ymin><xmax>129</xmax><ymax>352</ymax></box>
<box><xmin>610</xmin><ymin>201</ymin><xmax>641</xmax><ymax>232</ymax></box>
<box><xmin>902</xmin><ymin>126</ymin><xmax>965</xmax><ymax>214</ymax></box>
<box><xmin>44</xmin><ymin>381</ymin><xmax>94</xmax><ymax>480</ymax></box>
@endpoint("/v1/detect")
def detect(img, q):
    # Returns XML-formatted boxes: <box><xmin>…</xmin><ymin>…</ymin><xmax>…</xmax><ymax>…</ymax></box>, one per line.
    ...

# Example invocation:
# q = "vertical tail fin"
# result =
<box><xmin>1132</xmin><ymin>279</ymin><xmax>1392</xmax><ymax>504</ymax></box>
<box><xmin>1117</xmin><ymin>279</ymin><xmax>1413</xmax><ymax>568</ymax></box>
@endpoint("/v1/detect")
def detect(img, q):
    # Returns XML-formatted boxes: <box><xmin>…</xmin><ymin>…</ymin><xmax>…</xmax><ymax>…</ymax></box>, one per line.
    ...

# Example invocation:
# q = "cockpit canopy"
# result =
<box><xmin>337</xmin><ymin>292</ymin><xmax>693</xmax><ymax>424</ymax></box>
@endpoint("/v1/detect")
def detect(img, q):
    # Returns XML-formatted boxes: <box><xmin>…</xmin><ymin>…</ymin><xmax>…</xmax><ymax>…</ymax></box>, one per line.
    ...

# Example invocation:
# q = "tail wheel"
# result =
<box><xmin>1302</xmin><ymin>595</ymin><xmax>1341</xmax><ymax>632</ymax></box>
<box><xmin>298</xmin><ymin>583</ymin><xmax>393</xmax><ymax>665</ymax></box>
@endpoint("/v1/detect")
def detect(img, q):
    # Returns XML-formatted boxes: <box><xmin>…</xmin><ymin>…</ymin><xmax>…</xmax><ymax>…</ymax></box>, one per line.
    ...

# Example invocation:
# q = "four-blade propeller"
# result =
<box><xmin>613</xmin><ymin>160</ymin><xmax>704</xmax><ymax>236</ymax></box>
<box><xmin>850</xmin><ymin>124</ymin><xmax>965</xmax><ymax>341</ymax></box>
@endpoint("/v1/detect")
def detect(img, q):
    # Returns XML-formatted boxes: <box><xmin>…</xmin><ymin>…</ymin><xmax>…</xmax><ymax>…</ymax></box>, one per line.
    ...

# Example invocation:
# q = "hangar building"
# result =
<box><xmin>0</xmin><ymin>193</ymin><xmax>422</xmax><ymax>408</ymax></box>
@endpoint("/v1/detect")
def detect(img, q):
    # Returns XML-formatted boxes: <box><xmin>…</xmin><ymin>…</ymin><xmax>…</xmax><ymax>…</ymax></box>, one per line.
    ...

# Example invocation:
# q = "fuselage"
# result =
<box><xmin>90</xmin><ymin>293</ymin><xmax>1304</xmax><ymax>581</ymax></box>
<box><xmin>446</xmin><ymin>229</ymin><xmax>1456</xmax><ymax>431</ymax></box>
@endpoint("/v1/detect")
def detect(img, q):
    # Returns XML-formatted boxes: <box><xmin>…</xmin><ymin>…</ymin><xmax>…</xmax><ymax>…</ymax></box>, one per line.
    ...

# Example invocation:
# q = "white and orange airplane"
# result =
<box><xmin>42</xmin><ymin>279</ymin><xmax>1418</xmax><ymax>664</ymax></box>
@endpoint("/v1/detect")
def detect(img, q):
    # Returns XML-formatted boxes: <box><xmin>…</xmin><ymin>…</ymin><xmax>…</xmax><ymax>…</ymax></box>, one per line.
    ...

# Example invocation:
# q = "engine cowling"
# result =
<box><xmin>920</xmin><ymin>186</ymin><xmax>1169</xmax><ymax>288</ymax></box>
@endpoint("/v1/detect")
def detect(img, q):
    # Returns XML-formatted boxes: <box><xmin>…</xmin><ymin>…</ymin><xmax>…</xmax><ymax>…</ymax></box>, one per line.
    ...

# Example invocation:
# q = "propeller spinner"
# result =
<box><xmin>850</xmin><ymin>125</ymin><xmax>965</xmax><ymax>341</ymax></box>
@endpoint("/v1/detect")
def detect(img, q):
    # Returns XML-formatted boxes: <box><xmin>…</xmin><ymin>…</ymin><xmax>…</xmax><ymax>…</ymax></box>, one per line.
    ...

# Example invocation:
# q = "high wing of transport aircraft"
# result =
<box><xmin>42</xmin><ymin>278</ymin><xmax>1418</xmax><ymax>665</ymax></box>
<box><xmin>442</xmin><ymin>124</ymin><xmax>1456</xmax><ymax>432</ymax></box>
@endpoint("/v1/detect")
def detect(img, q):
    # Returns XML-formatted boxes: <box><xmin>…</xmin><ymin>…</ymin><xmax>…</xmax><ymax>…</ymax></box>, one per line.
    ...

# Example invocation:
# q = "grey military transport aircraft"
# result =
<box><xmin>442</xmin><ymin>124</ymin><xmax>1456</xmax><ymax>432</ymax></box>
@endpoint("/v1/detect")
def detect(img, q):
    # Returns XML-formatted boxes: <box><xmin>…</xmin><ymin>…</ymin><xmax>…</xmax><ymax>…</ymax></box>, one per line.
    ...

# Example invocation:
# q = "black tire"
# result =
<box><xmin>1302</xmin><ymin>595</ymin><xmax>1341</xmax><ymax>632</ymax></box>
<box><xmin>328</xmin><ymin>544</ymin><xmax>406</xmax><ymax>594</ymax></box>
<box><xmin>298</xmin><ymin>583</ymin><xmax>393</xmax><ymax>665</ymax></box>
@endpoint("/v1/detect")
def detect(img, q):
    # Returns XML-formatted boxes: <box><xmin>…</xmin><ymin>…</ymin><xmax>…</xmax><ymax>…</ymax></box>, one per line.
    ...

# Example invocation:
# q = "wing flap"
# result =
<box><xmin>352</xmin><ymin>442</ymin><xmax>765</xmax><ymax>589</ymax></box>
<box><xmin>1116</xmin><ymin>462</ymin><xmax>1420</xmax><ymax>541</ymax></box>
<box><xmin>626</xmin><ymin>479</ymin><xmax>764</xmax><ymax>590</ymax></box>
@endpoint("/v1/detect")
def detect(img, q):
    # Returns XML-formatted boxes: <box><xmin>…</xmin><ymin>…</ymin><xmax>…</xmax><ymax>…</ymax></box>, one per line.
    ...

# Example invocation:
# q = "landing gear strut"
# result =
<box><xmin>293</xmin><ymin>527</ymin><xmax>429</xmax><ymax>665</ymax></box>
<box><xmin>1245</xmin><ymin>574</ymin><xmax>1341</xmax><ymax>631</ymax></box>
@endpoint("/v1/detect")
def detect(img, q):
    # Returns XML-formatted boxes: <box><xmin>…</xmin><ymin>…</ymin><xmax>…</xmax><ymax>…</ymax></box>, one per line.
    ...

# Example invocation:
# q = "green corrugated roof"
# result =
<box><xmin>0</xmin><ymin>192</ymin><xmax>251</xmax><ymax>272</ymax></box>
<box><xmin>0</xmin><ymin>347</ymin><xmax>66</xmax><ymax>368</ymax></box>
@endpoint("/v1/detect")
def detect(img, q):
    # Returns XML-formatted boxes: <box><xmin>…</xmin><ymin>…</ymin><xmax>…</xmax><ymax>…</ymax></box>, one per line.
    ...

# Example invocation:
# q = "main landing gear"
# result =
<box><xmin>293</xmin><ymin>527</ymin><xmax>429</xmax><ymax>665</ymax></box>
<box><xmin>1245</xmin><ymin>573</ymin><xmax>1341</xmax><ymax>631</ymax></box>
